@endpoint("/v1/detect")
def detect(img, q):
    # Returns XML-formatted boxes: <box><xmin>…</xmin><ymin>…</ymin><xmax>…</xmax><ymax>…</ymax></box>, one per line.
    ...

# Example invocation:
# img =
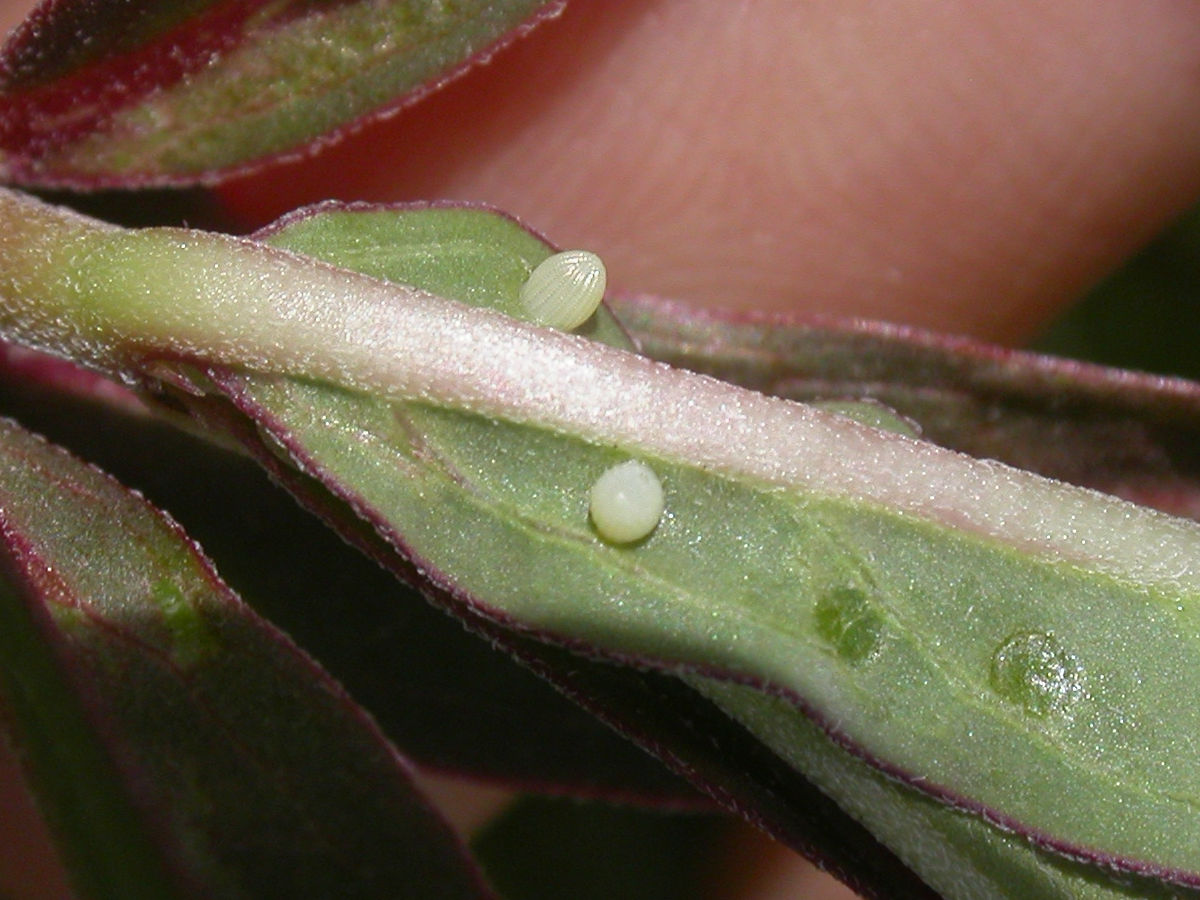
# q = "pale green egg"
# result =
<box><xmin>519</xmin><ymin>249</ymin><xmax>607</xmax><ymax>330</ymax></box>
<box><xmin>589</xmin><ymin>459</ymin><xmax>664</xmax><ymax>544</ymax></box>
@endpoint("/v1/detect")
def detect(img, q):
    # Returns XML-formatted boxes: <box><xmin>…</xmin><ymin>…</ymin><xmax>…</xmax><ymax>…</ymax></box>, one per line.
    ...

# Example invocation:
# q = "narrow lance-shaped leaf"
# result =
<box><xmin>7</xmin><ymin>188</ymin><xmax>1200</xmax><ymax>891</ymax></box>
<box><xmin>0</xmin><ymin>0</ymin><xmax>562</xmax><ymax>187</ymax></box>
<box><xmin>238</xmin><ymin>203</ymin><xmax>1200</xmax><ymax>899</ymax></box>
<box><xmin>0</xmin><ymin>414</ymin><xmax>495</xmax><ymax>899</ymax></box>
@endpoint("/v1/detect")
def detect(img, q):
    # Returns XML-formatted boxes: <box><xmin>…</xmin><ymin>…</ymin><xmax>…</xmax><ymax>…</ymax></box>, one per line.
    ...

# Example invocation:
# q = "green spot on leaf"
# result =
<box><xmin>150</xmin><ymin>578</ymin><xmax>217</xmax><ymax>667</ymax></box>
<box><xmin>814</xmin><ymin>587</ymin><xmax>884</xmax><ymax>664</ymax></box>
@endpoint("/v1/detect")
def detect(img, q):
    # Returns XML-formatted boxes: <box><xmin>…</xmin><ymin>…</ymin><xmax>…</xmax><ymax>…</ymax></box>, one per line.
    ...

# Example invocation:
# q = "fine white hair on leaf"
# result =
<box><xmin>519</xmin><ymin>249</ymin><xmax>607</xmax><ymax>330</ymax></box>
<box><xmin>589</xmin><ymin>459</ymin><xmax>664</xmax><ymax>544</ymax></box>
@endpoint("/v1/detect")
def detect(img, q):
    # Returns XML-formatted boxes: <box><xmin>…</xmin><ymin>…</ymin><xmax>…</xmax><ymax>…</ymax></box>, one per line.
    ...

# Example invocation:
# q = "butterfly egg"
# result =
<box><xmin>589</xmin><ymin>460</ymin><xmax>664</xmax><ymax>544</ymax></box>
<box><xmin>519</xmin><ymin>250</ymin><xmax>607</xmax><ymax>330</ymax></box>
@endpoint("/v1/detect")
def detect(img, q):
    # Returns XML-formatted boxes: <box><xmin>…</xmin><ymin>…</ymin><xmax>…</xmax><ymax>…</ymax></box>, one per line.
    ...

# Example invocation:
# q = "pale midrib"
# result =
<box><xmin>3</xmin><ymin>188</ymin><xmax>1200</xmax><ymax>601</ymax></box>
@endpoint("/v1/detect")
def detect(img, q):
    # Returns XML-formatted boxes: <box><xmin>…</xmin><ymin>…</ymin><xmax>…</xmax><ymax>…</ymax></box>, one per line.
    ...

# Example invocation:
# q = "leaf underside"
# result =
<box><xmin>132</xmin><ymin>202</ymin><xmax>1200</xmax><ymax>897</ymax></box>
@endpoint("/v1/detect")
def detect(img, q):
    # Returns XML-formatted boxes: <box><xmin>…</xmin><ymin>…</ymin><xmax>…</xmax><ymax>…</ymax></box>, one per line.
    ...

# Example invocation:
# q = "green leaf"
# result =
<box><xmin>0</xmin><ymin>0</ymin><xmax>561</xmax><ymax>186</ymax></box>
<box><xmin>241</xmin><ymin>205</ymin><xmax>1200</xmax><ymax>890</ymax></box>
<box><xmin>236</xmin><ymin>204</ymin><xmax>1200</xmax><ymax>896</ymax></box>
<box><xmin>6</xmin><ymin>188</ymin><xmax>1200</xmax><ymax>891</ymax></box>
<box><xmin>0</xmin><ymin>416</ymin><xmax>494</xmax><ymax>899</ymax></box>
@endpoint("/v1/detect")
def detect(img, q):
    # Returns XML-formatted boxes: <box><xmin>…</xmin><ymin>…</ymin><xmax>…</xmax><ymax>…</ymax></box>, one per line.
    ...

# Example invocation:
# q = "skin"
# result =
<box><xmin>5</xmin><ymin>1</ymin><xmax>1200</xmax><ymax>898</ymax></box>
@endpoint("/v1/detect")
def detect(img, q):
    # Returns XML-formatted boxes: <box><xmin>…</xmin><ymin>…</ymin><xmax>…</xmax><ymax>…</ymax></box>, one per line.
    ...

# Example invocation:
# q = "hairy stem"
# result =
<box><xmin>0</xmin><ymin>187</ymin><xmax>1196</xmax><ymax>593</ymax></box>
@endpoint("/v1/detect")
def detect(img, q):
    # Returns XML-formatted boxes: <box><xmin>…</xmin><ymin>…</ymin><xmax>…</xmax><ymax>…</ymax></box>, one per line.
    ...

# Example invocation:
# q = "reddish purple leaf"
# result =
<box><xmin>0</xmin><ymin>416</ymin><xmax>495</xmax><ymax>899</ymax></box>
<box><xmin>0</xmin><ymin>0</ymin><xmax>562</xmax><ymax>187</ymax></box>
